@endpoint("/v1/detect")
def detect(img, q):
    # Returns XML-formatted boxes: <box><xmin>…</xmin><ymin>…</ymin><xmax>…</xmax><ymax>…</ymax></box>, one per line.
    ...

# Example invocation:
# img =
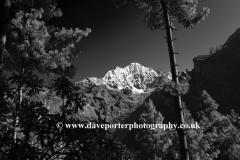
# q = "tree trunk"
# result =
<box><xmin>13</xmin><ymin>58</ymin><xmax>25</xmax><ymax>143</ymax></box>
<box><xmin>161</xmin><ymin>1</ymin><xmax>189</xmax><ymax>160</ymax></box>
<box><xmin>0</xmin><ymin>0</ymin><xmax>11</xmax><ymax>71</ymax></box>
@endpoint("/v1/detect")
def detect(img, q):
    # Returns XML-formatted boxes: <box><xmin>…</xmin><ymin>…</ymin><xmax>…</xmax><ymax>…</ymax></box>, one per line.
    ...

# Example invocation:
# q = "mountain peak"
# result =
<box><xmin>102</xmin><ymin>63</ymin><xmax>164</xmax><ymax>92</ymax></box>
<box><xmin>124</xmin><ymin>62</ymin><xmax>147</xmax><ymax>75</ymax></box>
<box><xmin>76</xmin><ymin>62</ymin><xmax>171</xmax><ymax>93</ymax></box>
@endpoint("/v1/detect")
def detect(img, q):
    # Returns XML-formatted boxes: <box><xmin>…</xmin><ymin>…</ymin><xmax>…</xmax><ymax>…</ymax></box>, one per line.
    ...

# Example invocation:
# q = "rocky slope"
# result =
<box><xmin>184</xmin><ymin>27</ymin><xmax>240</xmax><ymax>115</ymax></box>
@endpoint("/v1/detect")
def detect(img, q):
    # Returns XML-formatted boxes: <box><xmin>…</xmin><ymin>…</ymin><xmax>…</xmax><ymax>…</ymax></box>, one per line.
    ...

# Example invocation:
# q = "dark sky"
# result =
<box><xmin>46</xmin><ymin>0</ymin><xmax>240</xmax><ymax>83</ymax></box>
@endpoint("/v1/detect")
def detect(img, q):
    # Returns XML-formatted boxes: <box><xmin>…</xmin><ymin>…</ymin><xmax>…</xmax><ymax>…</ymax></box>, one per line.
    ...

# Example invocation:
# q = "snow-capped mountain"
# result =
<box><xmin>76</xmin><ymin>62</ymin><xmax>171</xmax><ymax>94</ymax></box>
<box><xmin>102</xmin><ymin>62</ymin><xmax>159</xmax><ymax>92</ymax></box>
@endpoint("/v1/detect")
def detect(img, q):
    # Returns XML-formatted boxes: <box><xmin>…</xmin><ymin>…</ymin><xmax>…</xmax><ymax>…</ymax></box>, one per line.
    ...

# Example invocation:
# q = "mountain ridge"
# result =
<box><xmin>185</xmin><ymin>27</ymin><xmax>240</xmax><ymax>116</ymax></box>
<box><xmin>76</xmin><ymin>62</ymin><xmax>171</xmax><ymax>93</ymax></box>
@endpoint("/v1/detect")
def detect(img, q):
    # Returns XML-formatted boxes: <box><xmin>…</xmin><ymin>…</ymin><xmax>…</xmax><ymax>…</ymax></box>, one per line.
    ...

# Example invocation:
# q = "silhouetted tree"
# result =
<box><xmin>0</xmin><ymin>70</ymin><xmax>132</xmax><ymax>160</ymax></box>
<box><xmin>112</xmin><ymin>0</ymin><xmax>210</xmax><ymax>159</ymax></box>
<box><xmin>7</xmin><ymin>7</ymin><xmax>91</xmax><ymax>143</ymax></box>
<box><xmin>184</xmin><ymin>90</ymin><xmax>240</xmax><ymax>160</ymax></box>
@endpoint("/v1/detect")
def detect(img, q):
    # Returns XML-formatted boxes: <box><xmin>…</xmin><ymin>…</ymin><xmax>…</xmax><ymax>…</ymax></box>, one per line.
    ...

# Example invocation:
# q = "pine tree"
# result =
<box><xmin>0</xmin><ymin>0</ymin><xmax>62</xmax><ymax>72</ymax></box>
<box><xmin>136</xmin><ymin>99</ymin><xmax>163</xmax><ymax>159</ymax></box>
<box><xmin>112</xmin><ymin>1</ymin><xmax>210</xmax><ymax>159</ymax></box>
<box><xmin>197</xmin><ymin>90</ymin><xmax>219</xmax><ymax>123</ymax></box>
<box><xmin>135</xmin><ymin>99</ymin><xmax>177</xmax><ymax>160</ymax></box>
<box><xmin>185</xmin><ymin>90</ymin><xmax>220</xmax><ymax>160</ymax></box>
<box><xmin>184</xmin><ymin>90</ymin><xmax>240</xmax><ymax>160</ymax></box>
<box><xmin>6</xmin><ymin>8</ymin><xmax>91</xmax><ymax>143</ymax></box>
<box><xmin>194</xmin><ymin>91</ymin><xmax>240</xmax><ymax>160</ymax></box>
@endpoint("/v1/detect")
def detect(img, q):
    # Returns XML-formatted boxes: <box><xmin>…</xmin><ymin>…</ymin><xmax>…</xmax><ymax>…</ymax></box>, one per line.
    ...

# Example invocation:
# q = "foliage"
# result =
<box><xmin>185</xmin><ymin>90</ymin><xmax>240</xmax><ymax>160</ymax></box>
<box><xmin>1</xmin><ymin>0</ymin><xmax>63</xmax><ymax>72</ymax></box>
<box><xmin>162</xmin><ymin>81</ymin><xmax>189</xmax><ymax>97</ymax></box>
<box><xmin>134</xmin><ymin>99</ymin><xmax>179</xmax><ymax>160</ymax></box>
<box><xmin>0</xmin><ymin>71</ymin><xmax>132</xmax><ymax>160</ymax></box>
<box><xmin>11</xmin><ymin>0</ymin><xmax>62</xmax><ymax>21</ymax></box>
<box><xmin>113</xmin><ymin>0</ymin><xmax>210</xmax><ymax>29</ymax></box>
<box><xmin>0</xmin><ymin>3</ymin><xmax>133</xmax><ymax>159</ymax></box>
<box><xmin>129</xmin><ymin>90</ymin><xmax>240</xmax><ymax>160</ymax></box>
<box><xmin>5</xmin><ymin>8</ymin><xmax>91</xmax><ymax>78</ymax></box>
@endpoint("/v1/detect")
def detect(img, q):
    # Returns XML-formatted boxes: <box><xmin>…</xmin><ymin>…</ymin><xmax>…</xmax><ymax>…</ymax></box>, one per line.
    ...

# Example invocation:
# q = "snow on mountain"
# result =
<box><xmin>76</xmin><ymin>62</ymin><xmax>171</xmax><ymax>94</ymax></box>
<box><xmin>102</xmin><ymin>62</ymin><xmax>160</xmax><ymax>93</ymax></box>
